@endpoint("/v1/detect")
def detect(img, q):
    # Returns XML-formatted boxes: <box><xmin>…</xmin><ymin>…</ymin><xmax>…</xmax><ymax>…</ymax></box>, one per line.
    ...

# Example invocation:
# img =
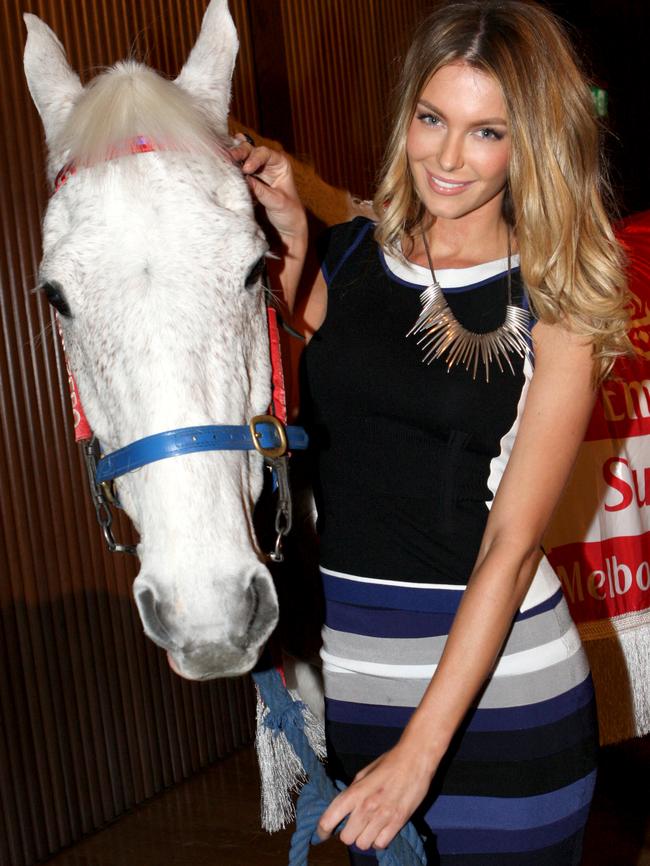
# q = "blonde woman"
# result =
<box><xmin>232</xmin><ymin>1</ymin><xmax>629</xmax><ymax>863</ymax></box>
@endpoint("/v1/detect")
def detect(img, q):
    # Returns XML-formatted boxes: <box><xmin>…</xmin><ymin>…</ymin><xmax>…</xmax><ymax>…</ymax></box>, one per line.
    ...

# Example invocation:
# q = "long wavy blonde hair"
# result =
<box><xmin>374</xmin><ymin>0</ymin><xmax>629</xmax><ymax>381</ymax></box>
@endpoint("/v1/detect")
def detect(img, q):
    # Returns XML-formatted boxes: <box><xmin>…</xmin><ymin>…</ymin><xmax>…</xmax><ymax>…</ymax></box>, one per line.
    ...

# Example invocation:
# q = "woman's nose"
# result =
<box><xmin>438</xmin><ymin>133</ymin><xmax>464</xmax><ymax>173</ymax></box>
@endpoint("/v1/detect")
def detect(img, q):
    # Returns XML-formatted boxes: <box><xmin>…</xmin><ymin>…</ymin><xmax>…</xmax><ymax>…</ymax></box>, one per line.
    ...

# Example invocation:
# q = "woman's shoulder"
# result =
<box><xmin>318</xmin><ymin>217</ymin><xmax>377</xmax><ymax>287</ymax></box>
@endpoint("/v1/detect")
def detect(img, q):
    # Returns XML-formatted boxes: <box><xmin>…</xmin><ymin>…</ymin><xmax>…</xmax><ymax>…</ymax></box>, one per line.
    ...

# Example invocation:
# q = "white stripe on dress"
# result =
<box><xmin>321</xmin><ymin>622</ymin><xmax>583</xmax><ymax>679</ymax></box>
<box><xmin>320</xmin><ymin>565</ymin><xmax>465</xmax><ymax>591</ymax></box>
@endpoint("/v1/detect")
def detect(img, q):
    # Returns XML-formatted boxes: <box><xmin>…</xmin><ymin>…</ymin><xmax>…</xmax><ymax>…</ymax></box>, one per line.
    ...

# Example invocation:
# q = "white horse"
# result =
<box><xmin>24</xmin><ymin>0</ymin><xmax>288</xmax><ymax>682</ymax></box>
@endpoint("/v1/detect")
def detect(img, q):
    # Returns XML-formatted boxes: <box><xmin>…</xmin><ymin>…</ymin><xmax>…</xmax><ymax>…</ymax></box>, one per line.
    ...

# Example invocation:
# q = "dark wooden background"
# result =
<box><xmin>1</xmin><ymin>2</ymin><xmax>648</xmax><ymax>865</ymax></box>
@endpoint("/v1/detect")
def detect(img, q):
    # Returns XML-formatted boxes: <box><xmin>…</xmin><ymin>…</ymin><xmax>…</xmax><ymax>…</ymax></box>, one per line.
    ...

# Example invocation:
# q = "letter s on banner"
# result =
<box><xmin>603</xmin><ymin>457</ymin><xmax>634</xmax><ymax>512</ymax></box>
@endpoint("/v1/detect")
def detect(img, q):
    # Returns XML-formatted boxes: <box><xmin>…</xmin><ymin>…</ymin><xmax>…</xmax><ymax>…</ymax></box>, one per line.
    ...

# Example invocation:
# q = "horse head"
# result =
<box><xmin>24</xmin><ymin>0</ymin><xmax>280</xmax><ymax>679</ymax></box>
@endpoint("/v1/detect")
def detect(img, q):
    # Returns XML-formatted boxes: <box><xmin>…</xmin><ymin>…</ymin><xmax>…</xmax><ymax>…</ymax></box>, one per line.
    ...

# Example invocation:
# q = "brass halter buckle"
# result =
<box><xmin>249</xmin><ymin>415</ymin><xmax>292</xmax><ymax>562</ymax></box>
<box><xmin>249</xmin><ymin>414</ymin><xmax>288</xmax><ymax>459</ymax></box>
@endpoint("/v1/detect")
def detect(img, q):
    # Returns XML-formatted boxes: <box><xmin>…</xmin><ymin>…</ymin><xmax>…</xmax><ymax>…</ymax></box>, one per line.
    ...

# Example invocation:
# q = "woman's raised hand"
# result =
<box><xmin>230</xmin><ymin>134</ymin><xmax>307</xmax><ymax>242</ymax></box>
<box><xmin>230</xmin><ymin>134</ymin><xmax>307</xmax><ymax>311</ymax></box>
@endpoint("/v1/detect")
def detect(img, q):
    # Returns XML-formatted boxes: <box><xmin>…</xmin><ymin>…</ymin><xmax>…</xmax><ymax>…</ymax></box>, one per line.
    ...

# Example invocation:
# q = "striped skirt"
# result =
<box><xmin>320</xmin><ymin>565</ymin><xmax>599</xmax><ymax>866</ymax></box>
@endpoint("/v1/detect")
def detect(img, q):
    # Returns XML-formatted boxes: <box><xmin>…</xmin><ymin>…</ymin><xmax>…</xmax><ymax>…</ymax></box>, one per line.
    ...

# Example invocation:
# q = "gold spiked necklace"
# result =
<box><xmin>407</xmin><ymin>232</ymin><xmax>532</xmax><ymax>382</ymax></box>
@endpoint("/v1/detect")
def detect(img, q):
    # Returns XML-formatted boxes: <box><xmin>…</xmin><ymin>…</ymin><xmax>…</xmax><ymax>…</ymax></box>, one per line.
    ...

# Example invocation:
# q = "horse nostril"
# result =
<box><xmin>246</xmin><ymin>571</ymin><xmax>278</xmax><ymax>645</ymax></box>
<box><xmin>248</xmin><ymin>576</ymin><xmax>261</xmax><ymax>625</ymax></box>
<box><xmin>134</xmin><ymin>586</ymin><xmax>176</xmax><ymax>651</ymax></box>
<box><xmin>229</xmin><ymin>572</ymin><xmax>276</xmax><ymax>652</ymax></box>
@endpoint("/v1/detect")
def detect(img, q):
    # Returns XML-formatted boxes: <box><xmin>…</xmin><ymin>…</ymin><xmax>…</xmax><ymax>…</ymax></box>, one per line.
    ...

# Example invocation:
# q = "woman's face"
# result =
<box><xmin>406</xmin><ymin>62</ymin><xmax>511</xmax><ymax>225</ymax></box>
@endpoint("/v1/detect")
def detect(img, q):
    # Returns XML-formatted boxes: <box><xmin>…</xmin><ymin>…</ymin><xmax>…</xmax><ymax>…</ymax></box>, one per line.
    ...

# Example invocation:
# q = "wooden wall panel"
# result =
<box><xmin>279</xmin><ymin>0</ymin><xmax>430</xmax><ymax>199</ymax></box>
<box><xmin>0</xmin><ymin>4</ymin><xmax>256</xmax><ymax>866</ymax></box>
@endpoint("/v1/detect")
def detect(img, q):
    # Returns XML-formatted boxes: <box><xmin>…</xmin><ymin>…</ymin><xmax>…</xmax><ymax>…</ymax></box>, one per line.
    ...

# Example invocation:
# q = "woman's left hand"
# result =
<box><xmin>316</xmin><ymin>738</ymin><xmax>437</xmax><ymax>852</ymax></box>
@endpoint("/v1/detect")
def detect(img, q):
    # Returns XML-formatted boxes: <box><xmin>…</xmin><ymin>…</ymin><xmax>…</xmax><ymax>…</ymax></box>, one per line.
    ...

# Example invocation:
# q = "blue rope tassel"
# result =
<box><xmin>252</xmin><ymin>667</ymin><xmax>427</xmax><ymax>866</ymax></box>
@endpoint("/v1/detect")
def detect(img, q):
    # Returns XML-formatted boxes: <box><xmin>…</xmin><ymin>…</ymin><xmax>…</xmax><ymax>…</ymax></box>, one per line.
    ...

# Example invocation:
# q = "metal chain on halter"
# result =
<box><xmin>268</xmin><ymin>454</ymin><xmax>292</xmax><ymax>562</ymax></box>
<box><xmin>82</xmin><ymin>437</ymin><xmax>137</xmax><ymax>555</ymax></box>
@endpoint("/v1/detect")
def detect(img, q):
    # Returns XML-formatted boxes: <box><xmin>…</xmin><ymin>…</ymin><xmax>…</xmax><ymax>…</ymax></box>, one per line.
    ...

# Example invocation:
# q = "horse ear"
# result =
<box><xmin>23</xmin><ymin>14</ymin><xmax>83</xmax><ymax>149</ymax></box>
<box><xmin>174</xmin><ymin>0</ymin><xmax>238</xmax><ymax>134</ymax></box>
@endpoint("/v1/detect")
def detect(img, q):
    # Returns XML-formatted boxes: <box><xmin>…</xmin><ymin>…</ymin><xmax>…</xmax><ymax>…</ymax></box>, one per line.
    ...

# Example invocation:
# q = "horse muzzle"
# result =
<box><xmin>166</xmin><ymin>642</ymin><xmax>265</xmax><ymax>680</ymax></box>
<box><xmin>133</xmin><ymin>567</ymin><xmax>279</xmax><ymax>679</ymax></box>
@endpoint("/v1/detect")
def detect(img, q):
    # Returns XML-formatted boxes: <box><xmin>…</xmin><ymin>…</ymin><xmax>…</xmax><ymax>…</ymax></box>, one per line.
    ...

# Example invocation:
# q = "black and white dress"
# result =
<box><xmin>302</xmin><ymin>218</ymin><xmax>598</xmax><ymax>866</ymax></box>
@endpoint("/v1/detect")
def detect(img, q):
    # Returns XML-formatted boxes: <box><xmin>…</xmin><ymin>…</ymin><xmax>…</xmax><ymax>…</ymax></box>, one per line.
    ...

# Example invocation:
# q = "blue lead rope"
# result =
<box><xmin>252</xmin><ymin>668</ymin><xmax>427</xmax><ymax>866</ymax></box>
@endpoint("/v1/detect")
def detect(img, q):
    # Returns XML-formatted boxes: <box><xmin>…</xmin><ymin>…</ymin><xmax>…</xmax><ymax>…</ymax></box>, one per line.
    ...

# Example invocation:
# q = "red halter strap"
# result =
<box><xmin>56</xmin><ymin>319</ymin><xmax>92</xmax><ymax>442</ymax></box>
<box><xmin>266</xmin><ymin>306</ymin><xmax>288</xmax><ymax>425</ymax></box>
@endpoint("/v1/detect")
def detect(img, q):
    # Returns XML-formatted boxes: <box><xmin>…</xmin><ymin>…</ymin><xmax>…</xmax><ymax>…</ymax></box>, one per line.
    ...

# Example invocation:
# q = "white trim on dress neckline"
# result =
<box><xmin>382</xmin><ymin>247</ymin><xmax>521</xmax><ymax>288</ymax></box>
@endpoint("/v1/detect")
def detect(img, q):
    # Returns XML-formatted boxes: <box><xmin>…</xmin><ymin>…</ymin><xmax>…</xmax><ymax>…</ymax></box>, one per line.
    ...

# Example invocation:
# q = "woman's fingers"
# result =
<box><xmin>316</xmin><ymin>788</ymin><xmax>355</xmax><ymax>841</ymax></box>
<box><xmin>319</xmin><ymin>789</ymin><xmax>404</xmax><ymax>852</ymax></box>
<box><xmin>231</xmin><ymin>140</ymin><xmax>282</xmax><ymax>182</ymax></box>
<box><xmin>242</xmin><ymin>146</ymin><xmax>276</xmax><ymax>177</ymax></box>
<box><xmin>373</xmin><ymin>818</ymin><xmax>407</xmax><ymax>851</ymax></box>
<box><xmin>229</xmin><ymin>135</ymin><xmax>306</xmax><ymax>240</ymax></box>
<box><xmin>337</xmin><ymin>794</ymin><xmax>382</xmax><ymax>848</ymax></box>
<box><xmin>229</xmin><ymin>134</ymin><xmax>252</xmax><ymax>162</ymax></box>
<box><xmin>242</xmin><ymin>159</ymin><xmax>306</xmax><ymax>236</ymax></box>
<box><xmin>245</xmin><ymin>174</ymin><xmax>285</xmax><ymax>210</ymax></box>
<box><xmin>354</xmin><ymin>809</ymin><xmax>401</xmax><ymax>851</ymax></box>
<box><xmin>338</xmin><ymin>790</ymin><xmax>407</xmax><ymax>851</ymax></box>
<box><xmin>231</xmin><ymin>138</ymin><xmax>289</xmax><ymax>187</ymax></box>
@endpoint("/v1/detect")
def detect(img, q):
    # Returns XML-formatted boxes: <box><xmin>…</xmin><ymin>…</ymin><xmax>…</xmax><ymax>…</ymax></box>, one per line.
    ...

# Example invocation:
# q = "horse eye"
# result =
<box><xmin>245</xmin><ymin>256</ymin><xmax>265</xmax><ymax>288</ymax></box>
<box><xmin>42</xmin><ymin>280</ymin><xmax>72</xmax><ymax>318</ymax></box>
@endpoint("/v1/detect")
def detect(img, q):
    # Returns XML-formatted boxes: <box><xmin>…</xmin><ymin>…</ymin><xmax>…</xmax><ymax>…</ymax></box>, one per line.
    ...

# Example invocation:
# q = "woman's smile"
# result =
<box><xmin>426</xmin><ymin>171</ymin><xmax>475</xmax><ymax>195</ymax></box>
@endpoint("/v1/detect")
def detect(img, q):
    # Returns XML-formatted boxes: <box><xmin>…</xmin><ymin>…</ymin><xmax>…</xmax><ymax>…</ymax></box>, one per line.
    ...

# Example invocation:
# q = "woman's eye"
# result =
<box><xmin>476</xmin><ymin>127</ymin><xmax>504</xmax><ymax>141</ymax></box>
<box><xmin>417</xmin><ymin>112</ymin><xmax>441</xmax><ymax>127</ymax></box>
<box><xmin>245</xmin><ymin>256</ymin><xmax>265</xmax><ymax>288</ymax></box>
<box><xmin>41</xmin><ymin>280</ymin><xmax>72</xmax><ymax>317</ymax></box>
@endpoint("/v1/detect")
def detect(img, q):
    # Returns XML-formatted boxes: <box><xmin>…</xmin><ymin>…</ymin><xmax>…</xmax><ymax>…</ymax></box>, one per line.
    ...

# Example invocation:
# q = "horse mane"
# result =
<box><xmin>55</xmin><ymin>61</ymin><xmax>226</xmax><ymax>167</ymax></box>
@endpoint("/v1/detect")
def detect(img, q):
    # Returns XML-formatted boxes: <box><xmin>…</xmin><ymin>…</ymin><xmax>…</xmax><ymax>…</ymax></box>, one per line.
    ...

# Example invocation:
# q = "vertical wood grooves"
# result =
<box><xmin>279</xmin><ymin>0</ymin><xmax>429</xmax><ymax>199</ymax></box>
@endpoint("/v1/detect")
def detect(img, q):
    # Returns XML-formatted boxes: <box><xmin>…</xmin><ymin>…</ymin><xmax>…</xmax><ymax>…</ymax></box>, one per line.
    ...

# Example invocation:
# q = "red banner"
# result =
<box><xmin>547</xmin><ymin>532</ymin><xmax>650</xmax><ymax>622</ymax></box>
<box><xmin>545</xmin><ymin>211</ymin><xmax>650</xmax><ymax>741</ymax></box>
<box><xmin>585</xmin><ymin>361</ymin><xmax>650</xmax><ymax>442</ymax></box>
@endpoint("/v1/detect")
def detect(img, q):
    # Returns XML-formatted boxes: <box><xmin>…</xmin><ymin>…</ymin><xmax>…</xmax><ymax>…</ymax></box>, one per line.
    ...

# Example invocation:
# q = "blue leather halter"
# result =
<box><xmin>95</xmin><ymin>420</ymin><xmax>309</xmax><ymax>483</ymax></box>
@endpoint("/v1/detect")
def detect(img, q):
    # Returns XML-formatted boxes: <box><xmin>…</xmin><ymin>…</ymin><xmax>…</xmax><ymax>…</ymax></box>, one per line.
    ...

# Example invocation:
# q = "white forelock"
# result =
<box><xmin>55</xmin><ymin>60</ymin><xmax>227</xmax><ymax>168</ymax></box>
